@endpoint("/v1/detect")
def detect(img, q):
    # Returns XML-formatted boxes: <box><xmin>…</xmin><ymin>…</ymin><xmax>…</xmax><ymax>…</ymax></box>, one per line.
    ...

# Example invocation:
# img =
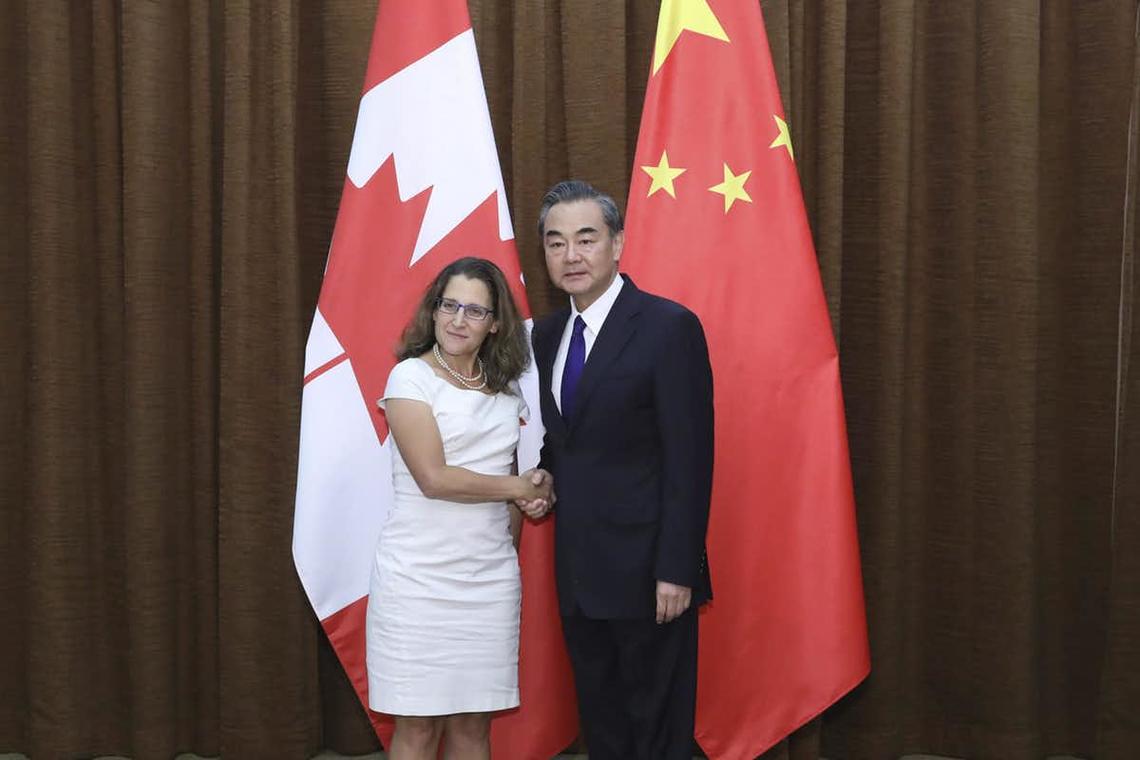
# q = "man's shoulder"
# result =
<box><xmin>533</xmin><ymin>309</ymin><xmax>570</xmax><ymax>342</ymax></box>
<box><xmin>633</xmin><ymin>287</ymin><xmax>701</xmax><ymax>326</ymax></box>
<box><xmin>534</xmin><ymin>309</ymin><xmax>566</xmax><ymax>328</ymax></box>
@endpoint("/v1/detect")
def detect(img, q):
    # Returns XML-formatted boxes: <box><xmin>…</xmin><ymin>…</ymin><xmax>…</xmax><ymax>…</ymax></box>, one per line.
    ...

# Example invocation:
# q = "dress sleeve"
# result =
<box><xmin>377</xmin><ymin>359</ymin><xmax>435</xmax><ymax>410</ymax></box>
<box><xmin>509</xmin><ymin>380</ymin><xmax>531</xmax><ymax>423</ymax></box>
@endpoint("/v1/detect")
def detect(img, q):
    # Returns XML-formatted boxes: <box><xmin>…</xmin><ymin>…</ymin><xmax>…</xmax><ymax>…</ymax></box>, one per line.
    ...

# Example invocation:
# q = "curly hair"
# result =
<box><xmin>396</xmin><ymin>257</ymin><xmax>530</xmax><ymax>393</ymax></box>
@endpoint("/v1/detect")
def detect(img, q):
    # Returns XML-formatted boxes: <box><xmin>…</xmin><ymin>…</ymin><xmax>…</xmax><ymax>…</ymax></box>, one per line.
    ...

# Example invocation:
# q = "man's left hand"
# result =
<box><xmin>655</xmin><ymin>580</ymin><xmax>692</xmax><ymax>624</ymax></box>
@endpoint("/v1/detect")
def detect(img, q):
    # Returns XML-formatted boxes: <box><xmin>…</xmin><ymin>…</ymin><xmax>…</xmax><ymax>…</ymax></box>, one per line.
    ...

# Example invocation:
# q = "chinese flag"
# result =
<box><xmin>621</xmin><ymin>2</ymin><xmax>871</xmax><ymax>758</ymax></box>
<box><xmin>292</xmin><ymin>1</ymin><xmax>577</xmax><ymax>757</ymax></box>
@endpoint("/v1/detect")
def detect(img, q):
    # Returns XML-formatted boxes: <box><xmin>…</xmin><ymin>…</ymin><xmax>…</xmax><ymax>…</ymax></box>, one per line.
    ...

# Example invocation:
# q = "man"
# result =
<box><xmin>531</xmin><ymin>179</ymin><xmax>715</xmax><ymax>759</ymax></box>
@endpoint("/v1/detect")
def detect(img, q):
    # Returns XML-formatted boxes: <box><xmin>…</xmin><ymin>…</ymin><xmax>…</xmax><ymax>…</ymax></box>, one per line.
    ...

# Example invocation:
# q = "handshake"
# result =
<box><xmin>514</xmin><ymin>468</ymin><xmax>555</xmax><ymax>520</ymax></box>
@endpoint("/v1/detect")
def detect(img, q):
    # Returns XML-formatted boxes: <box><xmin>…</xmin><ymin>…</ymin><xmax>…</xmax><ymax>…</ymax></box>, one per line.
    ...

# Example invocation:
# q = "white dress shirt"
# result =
<box><xmin>551</xmin><ymin>273</ymin><xmax>625</xmax><ymax>413</ymax></box>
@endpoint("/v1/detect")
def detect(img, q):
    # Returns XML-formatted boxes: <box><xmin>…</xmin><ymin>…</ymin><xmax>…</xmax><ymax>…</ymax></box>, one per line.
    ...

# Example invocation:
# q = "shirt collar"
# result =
<box><xmin>570</xmin><ymin>272</ymin><xmax>625</xmax><ymax>335</ymax></box>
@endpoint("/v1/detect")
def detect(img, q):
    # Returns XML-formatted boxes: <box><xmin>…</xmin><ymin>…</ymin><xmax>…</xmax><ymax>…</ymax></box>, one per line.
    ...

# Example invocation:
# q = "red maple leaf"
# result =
<box><xmin>309</xmin><ymin>157</ymin><xmax>526</xmax><ymax>444</ymax></box>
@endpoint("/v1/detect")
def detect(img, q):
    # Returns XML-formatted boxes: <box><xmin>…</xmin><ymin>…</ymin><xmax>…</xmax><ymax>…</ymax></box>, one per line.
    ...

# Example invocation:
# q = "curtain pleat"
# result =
<box><xmin>1</xmin><ymin>1</ymin><xmax>1137</xmax><ymax>758</ymax></box>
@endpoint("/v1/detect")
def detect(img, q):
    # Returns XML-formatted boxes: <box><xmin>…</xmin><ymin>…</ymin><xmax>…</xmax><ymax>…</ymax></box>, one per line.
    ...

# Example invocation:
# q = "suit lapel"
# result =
<box><xmin>536</xmin><ymin>309</ymin><xmax>570</xmax><ymax>436</ymax></box>
<box><xmin>568</xmin><ymin>277</ymin><xmax>642</xmax><ymax>431</ymax></box>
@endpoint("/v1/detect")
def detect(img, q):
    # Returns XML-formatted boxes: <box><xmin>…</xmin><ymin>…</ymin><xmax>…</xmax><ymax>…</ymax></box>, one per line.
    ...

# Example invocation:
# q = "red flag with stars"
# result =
<box><xmin>621</xmin><ymin>1</ymin><xmax>870</xmax><ymax>758</ymax></box>
<box><xmin>292</xmin><ymin>1</ymin><xmax>577</xmax><ymax>756</ymax></box>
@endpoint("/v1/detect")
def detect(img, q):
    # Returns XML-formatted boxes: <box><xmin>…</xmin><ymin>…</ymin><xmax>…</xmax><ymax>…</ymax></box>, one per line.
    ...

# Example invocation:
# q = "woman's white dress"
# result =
<box><xmin>366</xmin><ymin>357</ymin><xmax>527</xmax><ymax>716</ymax></box>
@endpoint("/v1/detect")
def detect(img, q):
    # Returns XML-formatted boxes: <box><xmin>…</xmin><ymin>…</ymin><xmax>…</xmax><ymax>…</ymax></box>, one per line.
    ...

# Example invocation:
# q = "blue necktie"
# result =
<box><xmin>560</xmin><ymin>316</ymin><xmax>586</xmax><ymax>420</ymax></box>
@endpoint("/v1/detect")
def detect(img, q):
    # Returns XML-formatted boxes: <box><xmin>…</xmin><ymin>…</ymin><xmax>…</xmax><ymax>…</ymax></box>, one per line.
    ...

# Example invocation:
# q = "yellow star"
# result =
<box><xmin>709</xmin><ymin>163</ymin><xmax>753</xmax><ymax>213</ymax></box>
<box><xmin>641</xmin><ymin>150</ymin><xmax>687</xmax><ymax>198</ymax></box>
<box><xmin>770</xmin><ymin>114</ymin><xmax>794</xmax><ymax>160</ymax></box>
<box><xmin>652</xmin><ymin>0</ymin><xmax>730</xmax><ymax>75</ymax></box>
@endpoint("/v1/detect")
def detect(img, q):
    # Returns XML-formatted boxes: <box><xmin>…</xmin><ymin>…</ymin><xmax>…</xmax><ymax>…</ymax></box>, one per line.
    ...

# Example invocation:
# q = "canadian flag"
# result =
<box><xmin>292</xmin><ymin>1</ymin><xmax>577</xmax><ymax>756</ymax></box>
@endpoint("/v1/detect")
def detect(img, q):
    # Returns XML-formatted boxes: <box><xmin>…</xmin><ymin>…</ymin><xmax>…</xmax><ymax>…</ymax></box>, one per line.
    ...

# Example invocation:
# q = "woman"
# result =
<box><xmin>366</xmin><ymin>257</ymin><xmax>552</xmax><ymax>760</ymax></box>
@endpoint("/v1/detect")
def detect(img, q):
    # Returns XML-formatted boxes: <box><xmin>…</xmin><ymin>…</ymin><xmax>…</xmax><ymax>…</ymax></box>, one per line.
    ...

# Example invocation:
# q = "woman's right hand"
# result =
<box><xmin>515</xmin><ymin>469</ymin><xmax>554</xmax><ymax>518</ymax></box>
<box><xmin>516</xmin><ymin>476</ymin><xmax>549</xmax><ymax>503</ymax></box>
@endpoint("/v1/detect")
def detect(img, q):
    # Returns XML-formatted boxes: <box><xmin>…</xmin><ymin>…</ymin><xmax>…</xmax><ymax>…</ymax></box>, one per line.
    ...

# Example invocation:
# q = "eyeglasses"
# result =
<box><xmin>436</xmin><ymin>297</ymin><xmax>494</xmax><ymax>322</ymax></box>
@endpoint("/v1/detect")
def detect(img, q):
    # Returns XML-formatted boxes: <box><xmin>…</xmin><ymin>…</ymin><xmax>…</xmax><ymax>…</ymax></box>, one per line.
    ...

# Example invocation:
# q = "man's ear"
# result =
<box><xmin>613</xmin><ymin>230</ymin><xmax>625</xmax><ymax>261</ymax></box>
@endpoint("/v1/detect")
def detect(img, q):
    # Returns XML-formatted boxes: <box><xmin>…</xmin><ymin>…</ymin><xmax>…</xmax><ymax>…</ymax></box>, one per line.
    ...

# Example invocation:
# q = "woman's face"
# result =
<box><xmin>433</xmin><ymin>274</ymin><xmax>499</xmax><ymax>358</ymax></box>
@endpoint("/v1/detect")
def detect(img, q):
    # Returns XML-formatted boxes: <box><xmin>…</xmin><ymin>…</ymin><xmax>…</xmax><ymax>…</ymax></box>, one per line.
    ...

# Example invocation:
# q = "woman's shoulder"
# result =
<box><xmin>382</xmin><ymin>357</ymin><xmax>443</xmax><ymax>405</ymax></box>
<box><xmin>390</xmin><ymin>355</ymin><xmax>438</xmax><ymax>381</ymax></box>
<box><xmin>502</xmin><ymin>379</ymin><xmax>530</xmax><ymax>420</ymax></box>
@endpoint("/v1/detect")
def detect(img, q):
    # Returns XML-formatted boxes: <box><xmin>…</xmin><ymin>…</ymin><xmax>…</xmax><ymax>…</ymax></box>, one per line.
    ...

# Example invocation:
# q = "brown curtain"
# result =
<box><xmin>1</xmin><ymin>1</ymin><xmax>1137</xmax><ymax>759</ymax></box>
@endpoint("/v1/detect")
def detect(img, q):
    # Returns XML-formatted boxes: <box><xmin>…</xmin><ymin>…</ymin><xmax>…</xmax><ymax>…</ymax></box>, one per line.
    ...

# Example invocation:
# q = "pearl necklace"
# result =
<box><xmin>433</xmin><ymin>343</ymin><xmax>487</xmax><ymax>390</ymax></box>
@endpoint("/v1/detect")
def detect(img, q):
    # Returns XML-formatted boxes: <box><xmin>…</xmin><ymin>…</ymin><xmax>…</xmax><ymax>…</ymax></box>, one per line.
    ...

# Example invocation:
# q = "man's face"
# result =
<box><xmin>542</xmin><ymin>199</ymin><xmax>623</xmax><ymax>311</ymax></box>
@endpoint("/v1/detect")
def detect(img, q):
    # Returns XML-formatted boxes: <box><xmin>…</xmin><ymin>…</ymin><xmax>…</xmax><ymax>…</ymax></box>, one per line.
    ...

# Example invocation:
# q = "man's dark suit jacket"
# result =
<box><xmin>533</xmin><ymin>275</ymin><xmax>715</xmax><ymax>619</ymax></box>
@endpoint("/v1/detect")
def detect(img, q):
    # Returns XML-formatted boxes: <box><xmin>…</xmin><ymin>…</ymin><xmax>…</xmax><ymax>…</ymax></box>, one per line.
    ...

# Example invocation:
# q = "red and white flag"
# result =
<box><xmin>292</xmin><ymin>2</ymin><xmax>577</xmax><ymax>756</ymax></box>
<box><xmin>621</xmin><ymin>1</ymin><xmax>871</xmax><ymax>758</ymax></box>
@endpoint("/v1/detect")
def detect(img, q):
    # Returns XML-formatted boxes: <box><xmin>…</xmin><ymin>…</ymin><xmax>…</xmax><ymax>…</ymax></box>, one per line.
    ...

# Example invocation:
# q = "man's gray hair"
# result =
<box><xmin>537</xmin><ymin>180</ymin><xmax>624</xmax><ymax>238</ymax></box>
